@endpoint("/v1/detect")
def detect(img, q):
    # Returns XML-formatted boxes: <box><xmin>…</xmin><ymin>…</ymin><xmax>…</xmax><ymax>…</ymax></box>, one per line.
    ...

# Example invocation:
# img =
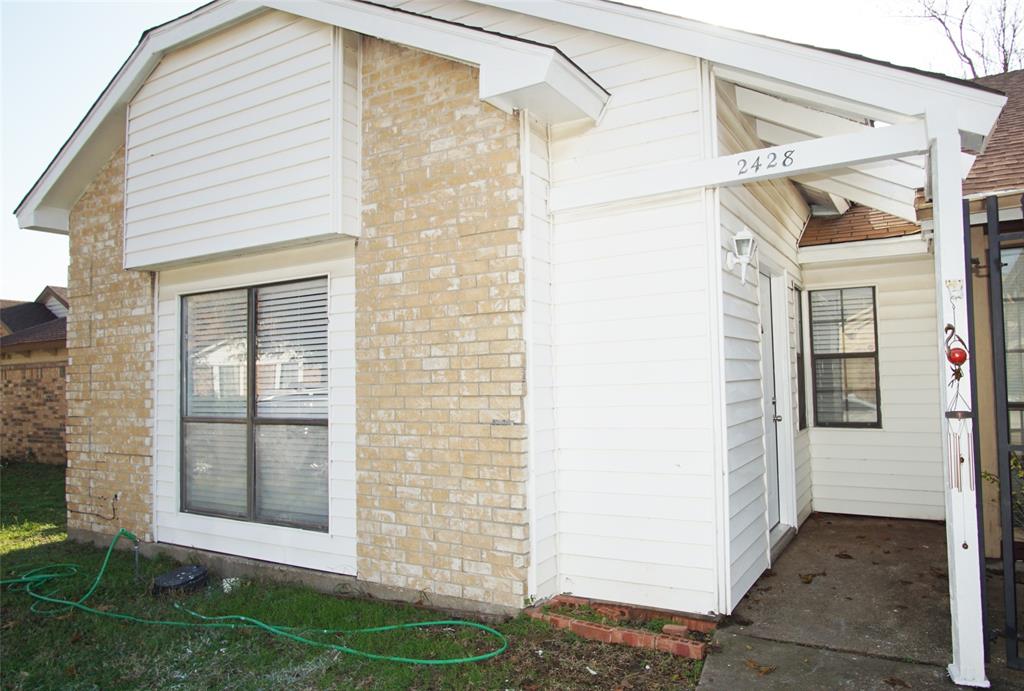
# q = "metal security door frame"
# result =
<box><xmin>984</xmin><ymin>193</ymin><xmax>1024</xmax><ymax>671</ymax></box>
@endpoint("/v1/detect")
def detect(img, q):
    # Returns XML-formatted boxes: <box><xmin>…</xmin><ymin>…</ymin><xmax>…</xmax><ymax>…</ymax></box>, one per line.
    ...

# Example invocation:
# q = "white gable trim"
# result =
<box><xmin>16</xmin><ymin>0</ymin><xmax>608</xmax><ymax>235</ymax></box>
<box><xmin>474</xmin><ymin>0</ymin><xmax>1005</xmax><ymax>143</ymax></box>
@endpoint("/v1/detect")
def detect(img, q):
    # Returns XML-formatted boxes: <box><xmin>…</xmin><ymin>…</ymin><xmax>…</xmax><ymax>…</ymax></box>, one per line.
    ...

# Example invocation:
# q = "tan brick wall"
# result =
<box><xmin>66</xmin><ymin>146</ymin><xmax>154</xmax><ymax>539</ymax></box>
<box><xmin>1</xmin><ymin>357</ymin><xmax>67</xmax><ymax>464</ymax></box>
<box><xmin>356</xmin><ymin>38</ymin><xmax>529</xmax><ymax>608</ymax></box>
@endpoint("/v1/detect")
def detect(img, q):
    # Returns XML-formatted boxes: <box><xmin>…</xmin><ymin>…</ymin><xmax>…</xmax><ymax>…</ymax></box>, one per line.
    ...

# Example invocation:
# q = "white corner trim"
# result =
<box><xmin>797</xmin><ymin>233</ymin><xmax>930</xmax><ymax>266</ymax></box>
<box><xmin>17</xmin><ymin>0</ymin><xmax>607</xmax><ymax>235</ymax></box>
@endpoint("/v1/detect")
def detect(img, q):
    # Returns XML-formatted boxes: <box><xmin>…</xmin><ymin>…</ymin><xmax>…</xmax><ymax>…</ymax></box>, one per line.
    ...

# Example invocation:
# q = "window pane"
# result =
<box><xmin>183</xmin><ymin>422</ymin><xmax>247</xmax><ymax>516</ymax></box>
<box><xmin>1002</xmin><ymin>248</ymin><xmax>1024</xmax><ymax>404</ymax></box>
<box><xmin>256</xmin><ymin>425</ymin><xmax>328</xmax><ymax>529</ymax></box>
<box><xmin>184</xmin><ymin>290</ymin><xmax>247</xmax><ymax>417</ymax></box>
<box><xmin>256</xmin><ymin>279</ymin><xmax>328</xmax><ymax>419</ymax></box>
<box><xmin>810</xmin><ymin>287</ymin><xmax>875</xmax><ymax>354</ymax></box>
<box><xmin>814</xmin><ymin>357</ymin><xmax>879</xmax><ymax>425</ymax></box>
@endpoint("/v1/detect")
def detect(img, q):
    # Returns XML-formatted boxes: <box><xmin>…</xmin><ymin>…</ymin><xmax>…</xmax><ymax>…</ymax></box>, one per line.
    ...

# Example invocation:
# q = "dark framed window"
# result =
<box><xmin>180</xmin><ymin>277</ymin><xmax>329</xmax><ymax>531</ymax></box>
<box><xmin>794</xmin><ymin>287</ymin><xmax>807</xmax><ymax>431</ymax></box>
<box><xmin>809</xmin><ymin>286</ymin><xmax>881</xmax><ymax>428</ymax></box>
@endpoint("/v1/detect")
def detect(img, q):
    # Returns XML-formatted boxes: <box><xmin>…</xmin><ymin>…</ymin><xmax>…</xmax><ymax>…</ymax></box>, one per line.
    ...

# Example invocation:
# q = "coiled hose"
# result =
<box><xmin>0</xmin><ymin>528</ymin><xmax>507</xmax><ymax>665</ymax></box>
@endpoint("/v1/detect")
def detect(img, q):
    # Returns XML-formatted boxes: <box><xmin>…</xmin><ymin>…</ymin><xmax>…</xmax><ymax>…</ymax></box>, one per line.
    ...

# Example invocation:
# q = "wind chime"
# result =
<box><xmin>944</xmin><ymin>280</ymin><xmax>974</xmax><ymax>493</ymax></box>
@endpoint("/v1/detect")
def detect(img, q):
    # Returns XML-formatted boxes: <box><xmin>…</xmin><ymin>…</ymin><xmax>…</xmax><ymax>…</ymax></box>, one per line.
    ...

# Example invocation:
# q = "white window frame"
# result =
<box><xmin>152</xmin><ymin>242</ymin><xmax>357</xmax><ymax>574</ymax></box>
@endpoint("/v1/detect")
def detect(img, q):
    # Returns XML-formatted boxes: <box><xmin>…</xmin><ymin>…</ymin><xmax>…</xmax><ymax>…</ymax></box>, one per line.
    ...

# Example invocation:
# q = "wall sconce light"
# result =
<box><xmin>726</xmin><ymin>227</ymin><xmax>758</xmax><ymax>285</ymax></box>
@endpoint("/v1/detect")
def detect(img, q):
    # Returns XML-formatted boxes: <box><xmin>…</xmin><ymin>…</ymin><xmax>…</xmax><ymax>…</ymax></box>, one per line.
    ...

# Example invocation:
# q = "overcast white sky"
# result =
<box><xmin>0</xmin><ymin>0</ymin><xmax>974</xmax><ymax>300</ymax></box>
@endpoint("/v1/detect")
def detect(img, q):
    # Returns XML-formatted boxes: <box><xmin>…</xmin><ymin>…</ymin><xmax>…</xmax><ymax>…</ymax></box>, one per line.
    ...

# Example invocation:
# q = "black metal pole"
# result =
<box><xmin>985</xmin><ymin>193</ymin><xmax>1020</xmax><ymax>667</ymax></box>
<box><xmin>963</xmin><ymin>198</ymin><xmax>990</xmax><ymax>661</ymax></box>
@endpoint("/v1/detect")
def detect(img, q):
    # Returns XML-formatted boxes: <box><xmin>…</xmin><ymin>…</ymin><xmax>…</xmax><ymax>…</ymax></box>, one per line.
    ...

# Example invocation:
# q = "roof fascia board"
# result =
<box><xmin>18</xmin><ymin>0</ymin><xmax>607</xmax><ymax>233</ymax></box>
<box><xmin>474</xmin><ymin>0</ymin><xmax>1006</xmax><ymax>139</ymax></box>
<box><xmin>15</xmin><ymin>0</ymin><xmax>265</xmax><ymax>234</ymax></box>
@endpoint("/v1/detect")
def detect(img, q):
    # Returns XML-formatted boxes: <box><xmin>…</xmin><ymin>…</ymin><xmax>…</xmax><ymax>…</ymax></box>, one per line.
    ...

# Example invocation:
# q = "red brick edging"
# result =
<box><xmin>523</xmin><ymin>594</ymin><xmax>715</xmax><ymax>659</ymax></box>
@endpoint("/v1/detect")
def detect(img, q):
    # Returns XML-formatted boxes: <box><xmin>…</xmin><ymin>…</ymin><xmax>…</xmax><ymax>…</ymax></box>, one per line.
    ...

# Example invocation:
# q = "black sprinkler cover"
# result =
<box><xmin>152</xmin><ymin>564</ymin><xmax>208</xmax><ymax>594</ymax></box>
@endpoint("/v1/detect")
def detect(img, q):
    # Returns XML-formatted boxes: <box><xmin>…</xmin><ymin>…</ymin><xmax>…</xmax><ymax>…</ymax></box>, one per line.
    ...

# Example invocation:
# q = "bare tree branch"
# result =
<box><xmin>914</xmin><ymin>0</ymin><xmax>1024</xmax><ymax>77</ymax></box>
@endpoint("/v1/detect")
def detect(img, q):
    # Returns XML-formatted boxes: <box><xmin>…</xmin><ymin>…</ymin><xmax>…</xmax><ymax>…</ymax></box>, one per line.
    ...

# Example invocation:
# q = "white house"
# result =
<box><xmin>15</xmin><ymin>0</ymin><xmax>1007</xmax><ymax>685</ymax></box>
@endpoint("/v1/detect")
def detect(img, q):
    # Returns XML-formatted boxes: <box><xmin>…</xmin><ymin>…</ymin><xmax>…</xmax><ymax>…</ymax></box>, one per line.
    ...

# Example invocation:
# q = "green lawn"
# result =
<box><xmin>0</xmin><ymin>463</ymin><xmax>701</xmax><ymax>690</ymax></box>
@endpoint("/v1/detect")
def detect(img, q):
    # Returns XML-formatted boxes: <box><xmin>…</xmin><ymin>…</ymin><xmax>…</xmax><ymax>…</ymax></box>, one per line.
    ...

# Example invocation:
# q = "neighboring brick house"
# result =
<box><xmin>1</xmin><ymin>286</ymin><xmax>69</xmax><ymax>464</ymax></box>
<box><xmin>11</xmin><ymin>1</ymin><xmax>1008</xmax><ymax>682</ymax></box>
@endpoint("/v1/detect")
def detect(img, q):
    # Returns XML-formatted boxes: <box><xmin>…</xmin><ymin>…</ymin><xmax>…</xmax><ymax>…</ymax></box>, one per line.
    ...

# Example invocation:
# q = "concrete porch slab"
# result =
<box><xmin>699</xmin><ymin>630</ymin><xmax>952</xmax><ymax>690</ymax></box>
<box><xmin>698</xmin><ymin>513</ymin><xmax>1024</xmax><ymax>689</ymax></box>
<box><xmin>728</xmin><ymin>513</ymin><xmax>951</xmax><ymax>666</ymax></box>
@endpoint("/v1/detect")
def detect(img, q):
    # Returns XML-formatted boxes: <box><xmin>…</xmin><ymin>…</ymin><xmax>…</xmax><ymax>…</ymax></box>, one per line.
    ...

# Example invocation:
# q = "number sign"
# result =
<box><xmin>737</xmin><ymin>149</ymin><xmax>795</xmax><ymax>177</ymax></box>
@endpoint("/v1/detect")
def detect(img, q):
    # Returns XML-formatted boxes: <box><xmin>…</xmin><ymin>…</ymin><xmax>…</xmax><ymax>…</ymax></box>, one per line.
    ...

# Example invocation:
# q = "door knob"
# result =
<box><xmin>773</xmin><ymin>414</ymin><xmax>783</xmax><ymax>423</ymax></box>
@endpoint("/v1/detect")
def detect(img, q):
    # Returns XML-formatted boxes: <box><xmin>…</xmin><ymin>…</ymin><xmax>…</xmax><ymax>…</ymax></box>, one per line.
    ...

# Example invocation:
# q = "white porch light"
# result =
<box><xmin>726</xmin><ymin>227</ymin><xmax>758</xmax><ymax>284</ymax></box>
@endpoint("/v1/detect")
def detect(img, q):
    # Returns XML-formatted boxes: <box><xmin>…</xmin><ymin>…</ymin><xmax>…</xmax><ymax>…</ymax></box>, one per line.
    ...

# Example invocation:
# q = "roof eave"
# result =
<box><xmin>478</xmin><ymin>0</ymin><xmax>1006</xmax><ymax>144</ymax></box>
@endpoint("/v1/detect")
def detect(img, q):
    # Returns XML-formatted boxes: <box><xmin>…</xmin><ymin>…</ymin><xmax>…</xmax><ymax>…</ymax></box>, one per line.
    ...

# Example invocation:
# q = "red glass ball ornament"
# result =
<box><xmin>947</xmin><ymin>347</ymin><xmax>968</xmax><ymax>366</ymax></box>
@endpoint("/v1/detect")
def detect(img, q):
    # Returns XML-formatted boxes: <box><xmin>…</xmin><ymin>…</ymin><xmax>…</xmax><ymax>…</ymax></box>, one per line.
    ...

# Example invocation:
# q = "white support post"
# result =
<box><xmin>929</xmin><ymin>110</ymin><xmax>989</xmax><ymax>688</ymax></box>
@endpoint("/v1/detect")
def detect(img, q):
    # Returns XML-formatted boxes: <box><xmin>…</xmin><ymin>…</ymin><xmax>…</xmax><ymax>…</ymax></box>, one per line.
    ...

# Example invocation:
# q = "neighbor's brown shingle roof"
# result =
<box><xmin>799</xmin><ymin>205</ymin><xmax>921</xmax><ymax>247</ymax></box>
<box><xmin>0</xmin><ymin>316</ymin><xmax>66</xmax><ymax>350</ymax></box>
<box><xmin>965</xmin><ymin>69</ymin><xmax>1024</xmax><ymax>195</ymax></box>
<box><xmin>0</xmin><ymin>301</ymin><xmax>57</xmax><ymax>333</ymax></box>
<box><xmin>799</xmin><ymin>69</ymin><xmax>1022</xmax><ymax>247</ymax></box>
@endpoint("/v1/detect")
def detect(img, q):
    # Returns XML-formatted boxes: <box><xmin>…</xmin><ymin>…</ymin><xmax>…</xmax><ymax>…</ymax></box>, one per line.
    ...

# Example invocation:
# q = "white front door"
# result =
<box><xmin>759</xmin><ymin>272</ymin><xmax>781</xmax><ymax>531</ymax></box>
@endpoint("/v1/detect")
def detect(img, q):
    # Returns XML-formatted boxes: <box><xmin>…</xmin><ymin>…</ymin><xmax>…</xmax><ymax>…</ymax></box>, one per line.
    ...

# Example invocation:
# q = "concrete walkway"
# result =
<box><xmin>698</xmin><ymin>514</ymin><xmax>1023</xmax><ymax>690</ymax></box>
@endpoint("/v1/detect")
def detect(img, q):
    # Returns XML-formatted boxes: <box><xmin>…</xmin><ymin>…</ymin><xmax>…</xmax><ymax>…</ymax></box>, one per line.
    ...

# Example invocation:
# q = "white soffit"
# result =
<box><xmin>16</xmin><ymin>0</ymin><xmax>608</xmax><ymax>235</ymax></box>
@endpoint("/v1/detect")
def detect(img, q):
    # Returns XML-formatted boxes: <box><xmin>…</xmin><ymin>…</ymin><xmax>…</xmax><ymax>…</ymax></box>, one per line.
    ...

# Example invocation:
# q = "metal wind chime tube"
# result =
<box><xmin>944</xmin><ymin>280</ymin><xmax>974</xmax><ymax>494</ymax></box>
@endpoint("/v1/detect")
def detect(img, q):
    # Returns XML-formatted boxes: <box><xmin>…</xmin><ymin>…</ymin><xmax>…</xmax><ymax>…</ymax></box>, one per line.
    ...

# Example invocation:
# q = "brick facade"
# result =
<box><xmin>60</xmin><ymin>37</ymin><xmax>531</xmax><ymax>609</ymax></box>
<box><xmin>65</xmin><ymin>146</ymin><xmax>154</xmax><ymax>539</ymax></box>
<box><xmin>0</xmin><ymin>359</ymin><xmax>66</xmax><ymax>464</ymax></box>
<box><xmin>356</xmin><ymin>38</ymin><xmax>529</xmax><ymax>608</ymax></box>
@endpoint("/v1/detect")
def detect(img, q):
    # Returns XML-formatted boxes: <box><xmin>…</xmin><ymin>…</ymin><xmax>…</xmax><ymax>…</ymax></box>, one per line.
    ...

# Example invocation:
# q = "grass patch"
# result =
<box><xmin>1</xmin><ymin>462</ymin><xmax>702</xmax><ymax>689</ymax></box>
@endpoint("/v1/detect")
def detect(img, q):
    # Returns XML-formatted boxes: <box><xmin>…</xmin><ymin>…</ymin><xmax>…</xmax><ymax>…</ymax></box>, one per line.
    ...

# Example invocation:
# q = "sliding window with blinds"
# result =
<box><xmin>181</xmin><ymin>277</ymin><xmax>329</xmax><ymax>530</ymax></box>
<box><xmin>808</xmin><ymin>286</ymin><xmax>881</xmax><ymax>428</ymax></box>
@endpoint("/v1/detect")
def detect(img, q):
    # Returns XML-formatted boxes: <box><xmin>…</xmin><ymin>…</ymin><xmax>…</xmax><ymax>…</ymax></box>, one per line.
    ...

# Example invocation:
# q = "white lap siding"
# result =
<box><xmin>125</xmin><ymin>11</ymin><xmax>358</xmax><ymax>269</ymax></box>
<box><xmin>716</xmin><ymin>81</ymin><xmax>810</xmax><ymax>611</ymax></box>
<box><xmin>803</xmin><ymin>256</ymin><xmax>943</xmax><ymax>520</ymax></box>
<box><xmin>153</xmin><ymin>242</ymin><xmax>357</xmax><ymax>573</ymax></box>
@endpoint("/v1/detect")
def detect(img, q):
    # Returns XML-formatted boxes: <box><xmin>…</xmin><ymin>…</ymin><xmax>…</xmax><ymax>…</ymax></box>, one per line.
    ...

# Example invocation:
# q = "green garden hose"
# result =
<box><xmin>1</xmin><ymin>528</ymin><xmax>507</xmax><ymax>665</ymax></box>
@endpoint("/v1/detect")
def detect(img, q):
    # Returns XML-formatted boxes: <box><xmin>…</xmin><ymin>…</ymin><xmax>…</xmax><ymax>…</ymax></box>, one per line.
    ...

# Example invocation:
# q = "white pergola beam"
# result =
<box><xmin>800</xmin><ymin>169</ymin><xmax>918</xmax><ymax>208</ymax></box>
<box><xmin>827</xmin><ymin>193</ymin><xmax>851</xmax><ymax>215</ymax></box>
<box><xmin>756</xmin><ymin>120</ymin><xmax>925</xmax><ymax>190</ymax></box>
<box><xmin>794</xmin><ymin>176</ymin><xmax>917</xmax><ymax>221</ymax></box>
<box><xmin>551</xmin><ymin>121</ymin><xmax>928</xmax><ymax>213</ymax></box>
<box><xmin>737</xmin><ymin>85</ymin><xmax>873</xmax><ymax>137</ymax></box>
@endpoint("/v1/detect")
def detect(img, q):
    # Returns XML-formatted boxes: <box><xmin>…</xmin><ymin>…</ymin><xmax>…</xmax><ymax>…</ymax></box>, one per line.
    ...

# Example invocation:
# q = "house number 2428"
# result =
<box><xmin>737</xmin><ymin>150</ymin><xmax>794</xmax><ymax>176</ymax></box>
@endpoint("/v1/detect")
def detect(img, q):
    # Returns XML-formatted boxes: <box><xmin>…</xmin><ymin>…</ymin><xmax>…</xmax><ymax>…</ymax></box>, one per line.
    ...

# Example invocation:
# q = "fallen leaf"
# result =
<box><xmin>745</xmin><ymin>658</ymin><xmax>777</xmax><ymax>676</ymax></box>
<box><xmin>883</xmin><ymin>676</ymin><xmax>911</xmax><ymax>688</ymax></box>
<box><xmin>70</xmin><ymin>631</ymin><xmax>83</xmax><ymax>644</ymax></box>
<box><xmin>834</xmin><ymin>552</ymin><xmax>854</xmax><ymax>560</ymax></box>
<box><xmin>799</xmin><ymin>571</ymin><xmax>826</xmax><ymax>584</ymax></box>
